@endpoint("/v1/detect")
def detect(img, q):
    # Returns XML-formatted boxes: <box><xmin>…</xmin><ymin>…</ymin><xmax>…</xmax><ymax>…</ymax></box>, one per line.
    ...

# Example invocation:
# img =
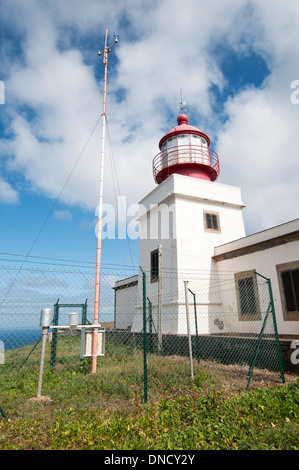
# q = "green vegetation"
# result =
<box><xmin>0</xmin><ymin>334</ymin><xmax>298</xmax><ymax>450</ymax></box>
<box><xmin>0</xmin><ymin>378</ymin><xmax>298</xmax><ymax>450</ymax></box>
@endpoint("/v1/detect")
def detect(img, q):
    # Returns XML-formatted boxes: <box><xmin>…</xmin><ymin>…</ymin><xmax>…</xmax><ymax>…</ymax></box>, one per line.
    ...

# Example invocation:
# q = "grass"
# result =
<box><xmin>0</xmin><ymin>334</ymin><xmax>298</xmax><ymax>450</ymax></box>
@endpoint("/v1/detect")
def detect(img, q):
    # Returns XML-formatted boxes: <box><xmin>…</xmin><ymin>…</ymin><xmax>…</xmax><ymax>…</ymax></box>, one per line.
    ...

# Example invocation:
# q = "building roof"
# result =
<box><xmin>158</xmin><ymin>114</ymin><xmax>211</xmax><ymax>149</ymax></box>
<box><xmin>213</xmin><ymin>218</ymin><xmax>299</xmax><ymax>261</ymax></box>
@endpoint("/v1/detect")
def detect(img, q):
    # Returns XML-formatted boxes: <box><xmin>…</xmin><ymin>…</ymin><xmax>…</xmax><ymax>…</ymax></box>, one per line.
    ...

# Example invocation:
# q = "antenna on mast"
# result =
<box><xmin>92</xmin><ymin>26</ymin><xmax>118</xmax><ymax>374</ymax></box>
<box><xmin>178</xmin><ymin>88</ymin><xmax>187</xmax><ymax>114</ymax></box>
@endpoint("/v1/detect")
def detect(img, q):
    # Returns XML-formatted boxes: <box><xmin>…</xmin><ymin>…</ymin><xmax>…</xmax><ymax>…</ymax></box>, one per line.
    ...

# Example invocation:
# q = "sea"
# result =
<box><xmin>0</xmin><ymin>328</ymin><xmax>42</xmax><ymax>351</ymax></box>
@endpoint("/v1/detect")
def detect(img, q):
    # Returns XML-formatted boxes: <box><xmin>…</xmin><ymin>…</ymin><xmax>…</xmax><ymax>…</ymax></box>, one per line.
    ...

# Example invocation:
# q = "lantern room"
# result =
<box><xmin>153</xmin><ymin>113</ymin><xmax>220</xmax><ymax>184</ymax></box>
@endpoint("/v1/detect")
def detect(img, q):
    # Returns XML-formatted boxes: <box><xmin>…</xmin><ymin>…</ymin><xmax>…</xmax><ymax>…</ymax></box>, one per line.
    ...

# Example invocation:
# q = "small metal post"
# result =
<box><xmin>140</xmin><ymin>267</ymin><xmax>148</xmax><ymax>403</ymax></box>
<box><xmin>184</xmin><ymin>281</ymin><xmax>194</xmax><ymax>380</ymax></box>
<box><xmin>37</xmin><ymin>326</ymin><xmax>48</xmax><ymax>399</ymax></box>
<box><xmin>189</xmin><ymin>288</ymin><xmax>200</xmax><ymax>363</ymax></box>
<box><xmin>37</xmin><ymin>308</ymin><xmax>52</xmax><ymax>399</ymax></box>
<box><xmin>157</xmin><ymin>244</ymin><xmax>162</xmax><ymax>351</ymax></box>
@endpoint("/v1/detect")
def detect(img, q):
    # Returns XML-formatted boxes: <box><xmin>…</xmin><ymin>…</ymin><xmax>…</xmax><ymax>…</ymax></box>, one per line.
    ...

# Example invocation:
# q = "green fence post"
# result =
<box><xmin>140</xmin><ymin>266</ymin><xmax>148</xmax><ymax>403</ymax></box>
<box><xmin>256</xmin><ymin>273</ymin><xmax>285</xmax><ymax>385</ymax></box>
<box><xmin>268</xmin><ymin>277</ymin><xmax>285</xmax><ymax>384</ymax></box>
<box><xmin>0</xmin><ymin>404</ymin><xmax>7</xmax><ymax>420</ymax></box>
<box><xmin>247</xmin><ymin>303</ymin><xmax>271</xmax><ymax>390</ymax></box>
<box><xmin>82</xmin><ymin>300</ymin><xmax>87</xmax><ymax>325</ymax></box>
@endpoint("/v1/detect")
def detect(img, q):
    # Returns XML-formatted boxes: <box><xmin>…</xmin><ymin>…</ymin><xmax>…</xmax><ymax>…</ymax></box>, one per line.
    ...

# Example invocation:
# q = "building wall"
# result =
<box><xmin>131</xmin><ymin>174</ymin><xmax>247</xmax><ymax>334</ymax></box>
<box><xmin>114</xmin><ymin>276</ymin><xmax>138</xmax><ymax>330</ymax></box>
<box><xmin>115</xmin><ymin>173</ymin><xmax>298</xmax><ymax>340</ymax></box>
<box><xmin>215</xmin><ymin>238</ymin><xmax>299</xmax><ymax>337</ymax></box>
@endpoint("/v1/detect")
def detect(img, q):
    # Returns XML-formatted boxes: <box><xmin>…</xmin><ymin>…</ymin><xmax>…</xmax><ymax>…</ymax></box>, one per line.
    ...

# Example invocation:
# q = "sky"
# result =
<box><xmin>1</xmin><ymin>0</ymin><xmax>299</xmax><ymax>273</ymax></box>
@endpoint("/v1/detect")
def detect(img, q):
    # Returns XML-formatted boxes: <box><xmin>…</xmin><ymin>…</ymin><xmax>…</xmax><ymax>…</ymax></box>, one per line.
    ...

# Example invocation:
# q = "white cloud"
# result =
<box><xmin>0</xmin><ymin>178</ymin><xmax>19</xmax><ymax>204</ymax></box>
<box><xmin>1</xmin><ymin>0</ymin><xmax>299</xmax><ymax>236</ymax></box>
<box><xmin>53</xmin><ymin>210</ymin><xmax>73</xmax><ymax>221</ymax></box>
<box><xmin>215</xmin><ymin>0</ymin><xmax>299</xmax><ymax>233</ymax></box>
<box><xmin>216</xmin><ymin>86</ymin><xmax>299</xmax><ymax>232</ymax></box>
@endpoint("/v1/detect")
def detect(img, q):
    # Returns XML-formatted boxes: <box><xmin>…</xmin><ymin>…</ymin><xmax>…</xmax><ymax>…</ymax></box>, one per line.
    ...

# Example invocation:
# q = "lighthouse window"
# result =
<box><xmin>277</xmin><ymin>261</ymin><xmax>299</xmax><ymax>320</ymax></box>
<box><xmin>178</xmin><ymin>134</ymin><xmax>189</xmax><ymax>145</ymax></box>
<box><xmin>204</xmin><ymin>211</ymin><xmax>221</xmax><ymax>233</ymax></box>
<box><xmin>167</xmin><ymin>136</ymin><xmax>177</xmax><ymax>148</ymax></box>
<box><xmin>191</xmin><ymin>135</ymin><xmax>207</xmax><ymax>146</ymax></box>
<box><xmin>161</xmin><ymin>142</ymin><xmax>167</xmax><ymax>168</ymax></box>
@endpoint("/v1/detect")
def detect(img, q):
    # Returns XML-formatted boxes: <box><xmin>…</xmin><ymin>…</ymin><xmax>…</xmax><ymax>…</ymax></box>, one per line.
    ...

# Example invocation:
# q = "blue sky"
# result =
<box><xmin>1</xmin><ymin>0</ymin><xmax>299</xmax><ymax>274</ymax></box>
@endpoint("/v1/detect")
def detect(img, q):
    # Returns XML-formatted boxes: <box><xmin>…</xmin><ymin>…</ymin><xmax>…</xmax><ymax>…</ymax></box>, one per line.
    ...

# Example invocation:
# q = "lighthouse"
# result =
<box><xmin>114</xmin><ymin>105</ymin><xmax>299</xmax><ymax>353</ymax></box>
<box><xmin>153</xmin><ymin>112</ymin><xmax>219</xmax><ymax>184</ymax></box>
<box><xmin>115</xmin><ymin>108</ymin><xmax>246</xmax><ymax>334</ymax></box>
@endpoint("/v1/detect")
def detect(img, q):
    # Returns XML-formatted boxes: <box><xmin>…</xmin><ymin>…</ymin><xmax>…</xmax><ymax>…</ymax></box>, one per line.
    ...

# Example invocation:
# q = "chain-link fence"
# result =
<box><xmin>135</xmin><ymin>268</ymin><xmax>285</xmax><ymax>401</ymax></box>
<box><xmin>0</xmin><ymin>255</ymin><xmax>286</xmax><ymax>418</ymax></box>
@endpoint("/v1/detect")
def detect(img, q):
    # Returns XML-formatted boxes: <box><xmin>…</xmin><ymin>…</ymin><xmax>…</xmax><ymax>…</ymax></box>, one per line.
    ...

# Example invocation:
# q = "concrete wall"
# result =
<box><xmin>131</xmin><ymin>174</ymin><xmax>247</xmax><ymax>335</ymax></box>
<box><xmin>215</xmin><ymin>238</ymin><xmax>299</xmax><ymax>337</ymax></box>
<box><xmin>114</xmin><ymin>173</ymin><xmax>299</xmax><ymax>340</ymax></box>
<box><xmin>114</xmin><ymin>276</ymin><xmax>138</xmax><ymax>330</ymax></box>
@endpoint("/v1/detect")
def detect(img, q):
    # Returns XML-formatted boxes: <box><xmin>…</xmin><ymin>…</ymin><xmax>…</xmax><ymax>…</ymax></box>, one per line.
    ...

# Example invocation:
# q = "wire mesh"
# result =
<box><xmin>135</xmin><ymin>268</ymin><xmax>285</xmax><ymax>397</ymax></box>
<box><xmin>0</xmin><ymin>255</ymin><xmax>285</xmax><ymax>415</ymax></box>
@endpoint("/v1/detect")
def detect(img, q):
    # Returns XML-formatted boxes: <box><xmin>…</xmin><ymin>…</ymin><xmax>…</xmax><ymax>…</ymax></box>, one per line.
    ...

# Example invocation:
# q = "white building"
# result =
<box><xmin>114</xmin><ymin>112</ymin><xmax>299</xmax><ymax>357</ymax></box>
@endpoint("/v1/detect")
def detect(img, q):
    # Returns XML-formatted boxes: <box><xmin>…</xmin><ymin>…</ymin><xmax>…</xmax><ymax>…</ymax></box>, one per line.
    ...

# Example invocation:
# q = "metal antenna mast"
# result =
<box><xmin>178</xmin><ymin>88</ymin><xmax>187</xmax><ymax>114</ymax></box>
<box><xmin>92</xmin><ymin>27</ymin><xmax>118</xmax><ymax>374</ymax></box>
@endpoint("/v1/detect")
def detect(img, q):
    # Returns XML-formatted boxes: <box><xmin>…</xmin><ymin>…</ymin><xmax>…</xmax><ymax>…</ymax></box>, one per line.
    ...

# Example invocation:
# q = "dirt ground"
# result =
<box><xmin>199</xmin><ymin>358</ymin><xmax>297</xmax><ymax>394</ymax></box>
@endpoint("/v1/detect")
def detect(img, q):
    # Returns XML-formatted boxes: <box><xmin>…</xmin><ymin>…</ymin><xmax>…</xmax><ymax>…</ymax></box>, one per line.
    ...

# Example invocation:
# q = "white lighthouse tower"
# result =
<box><xmin>116</xmin><ymin>107</ymin><xmax>246</xmax><ymax>334</ymax></box>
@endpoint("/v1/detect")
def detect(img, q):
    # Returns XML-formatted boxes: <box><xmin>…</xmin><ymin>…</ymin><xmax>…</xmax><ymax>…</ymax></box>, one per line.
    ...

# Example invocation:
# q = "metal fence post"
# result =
<box><xmin>37</xmin><ymin>326</ymin><xmax>49</xmax><ymax>398</ymax></box>
<box><xmin>188</xmin><ymin>288</ymin><xmax>200</xmax><ymax>363</ymax></box>
<box><xmin>246</xmin><ymin>303</ymin><xmax>271</xmax><ymax>390</ymax></box>
<box><xmin>158</xmin><ymin>244</ymin><xmax>162</xmax><ymax>351</ymax></box>
<box><xmin>184</xmin><ymin>281</ymin><xmax>194</xmax><ymax>380</ymax></box>
<box><xmin>82</xmin><ymin>300</ymin><xmax>87</xmax><ymax>325</ymax></box>
<box><xmin>140</xmin><ymin>267</ymin><xmax>148</xmax><ymax>403</ymax></box>
<box><xmin>0</xmin><ymin>404</ymin><xmax>7</xmax><ymax>420</ymax></box>
<box><xmin>147</xmin><ymin>297</ymin><xmax>154</xmax><ymax>353</ymax></box>
<box><xmin>255</xmin><ymin>272</ymin><xmax>285</xmax><ymax>384</ymax></box>
<box><xmin>267</xmin><ymin>277</ymin><xmax>285</xmax><ymax>383</ymax></box>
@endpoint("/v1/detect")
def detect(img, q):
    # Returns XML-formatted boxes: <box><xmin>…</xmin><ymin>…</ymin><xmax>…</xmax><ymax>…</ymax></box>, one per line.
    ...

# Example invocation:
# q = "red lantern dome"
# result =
<box><xmin>153</xmin><ymin>113</ymin><xmax>220</xmax><ymax>184</ymax></box>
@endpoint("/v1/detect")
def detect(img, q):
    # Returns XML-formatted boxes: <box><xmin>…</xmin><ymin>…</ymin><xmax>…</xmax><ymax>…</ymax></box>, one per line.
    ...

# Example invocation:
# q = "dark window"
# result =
<box><xmin>277</xmin><ymin>261</ymin><xmax>299</xmax><ymax>321</ymax></box>
<box><xmin>281</xmin><ymin>268</ymin><xmax>299</xmax><ymax>312</ymax></box>
<box><xmin>204</xmin><ymin>211</ymin><xmax>221</xmax><ymax>233</ymax></box>
<box><xmin>235</xmin><ymin>270</ymin><xmax>261</xmax><ymax>321</ymax></box>
<box><xmin>150</xmin><ymin>249</ymin><xmax>159</xmax><ymax>282</ymax></box>
<box><xmin>206</xmin><ymin>213</ymin><xmax>218</xmax><ymax>230</ymax></box>
<box><xmin>238</xmin><ymin>277</ymin><xmax>258</xmax><ymax>315</ymax></box>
